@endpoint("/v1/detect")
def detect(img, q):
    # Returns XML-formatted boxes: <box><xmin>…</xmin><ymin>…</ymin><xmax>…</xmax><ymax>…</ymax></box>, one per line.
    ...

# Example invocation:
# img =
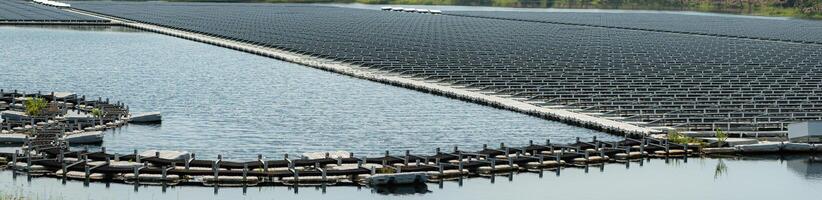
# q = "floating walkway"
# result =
<box><xmin>2</xmin><ymin>135</ymin><xmax>820</xmax><ymax>188</ymax></box>
<box><xmin>0</xmin><ymin>90</ymin><xmax>133</xmax><ymax>145</ymax></box>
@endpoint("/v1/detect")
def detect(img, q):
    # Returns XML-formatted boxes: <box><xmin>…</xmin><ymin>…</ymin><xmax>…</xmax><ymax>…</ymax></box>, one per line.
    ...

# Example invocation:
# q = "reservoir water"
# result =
<box><xmin>1</xmin><ymin>24</ymin><xmax>820</xmax><ymax>200</ymax></box>
<box><xmin>0</xmin><ymin>25</ymin><xmax>615</xmax><ymax>160</ymax></box>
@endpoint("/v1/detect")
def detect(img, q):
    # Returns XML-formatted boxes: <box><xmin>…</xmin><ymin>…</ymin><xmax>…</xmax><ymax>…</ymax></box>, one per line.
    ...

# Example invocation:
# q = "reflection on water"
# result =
<box><xmin>1</xmin><ymin>156</ymin><xmax>821</xmax><ymax>200</ymax></box>
<box><xmin>786</xmin><ymin>155</ymin><xmax>822</xmax><ymax>180</ymax></box>
<box><xmin>371</xmin><ymin>183</ymin><xmax>430</xmax><ymax>195</ymax></box>
<box><xmin>715</xmin><ymin>159</ymin><xmax>728</xmax><ymax>179</ymax></box>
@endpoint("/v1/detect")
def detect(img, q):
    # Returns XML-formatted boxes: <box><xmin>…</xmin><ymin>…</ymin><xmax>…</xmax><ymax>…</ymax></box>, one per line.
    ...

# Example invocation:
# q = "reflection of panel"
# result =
<box><xmin>786</xmin><ymin>156</ymin><xmax>822</xmax><ymax>180</ymax></box>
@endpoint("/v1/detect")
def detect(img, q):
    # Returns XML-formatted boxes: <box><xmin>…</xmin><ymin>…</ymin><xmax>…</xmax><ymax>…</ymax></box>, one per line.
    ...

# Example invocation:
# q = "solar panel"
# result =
<box><xmin>66</xmin><ymin>1</ymin><xmax>822</xmax><ymax>133</ymax></box>
<box><xmin>0</xmin><ymin>0</ymin><xmax>107</xmax><ymax>22</ymax></box>
<box><xmin>449</xmin><ymin>11</ymin><xmax>822</xmax><ymax>44</ymax></box>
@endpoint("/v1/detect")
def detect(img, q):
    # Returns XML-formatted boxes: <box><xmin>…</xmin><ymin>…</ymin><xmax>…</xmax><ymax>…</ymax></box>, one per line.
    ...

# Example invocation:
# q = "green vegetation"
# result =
<box><xmin>99</xmin><ymin>0</ymin><xmax>822</xmax><ymax>19</ymax></box>
<box><xmin>90</xmin><ymin>108</ymin><xmax>105</xmax><ymax>118</ymax></box>
<box><xmin>377</xmin><ymin>167</ymin><xmax>396</xmax><ymax>173</ymax></box>
<box><xmin>0</xmin><ymin>194</ymin><xmax>24</xmax><ymax>200</ymax></box>
<box><xmin>0</xmin><ymin>190</ymin><xmax>28</xmax><ymax>200</ymax></box>
<box><xmin>23</xmin><ymin>97</ymin><xmax>47</xmax><ymax>116</ymax></box>
<box><xmin>0</xmin><ymin>189</ymin><xmax>65</xmax><ymax>200</ymax></box>
<box><xmin>714</xmin><ymin>159</ymin><xmax>728</xmax><ymax>179</ymax></box>
<box><xmin>715</xmin><ymin>128</ymin><xmax>728</xmax><ymax>147</ymax></box>
<box><xmin>667</xmin><ymin>129</ymin><xmax>705</xmax><ymax>147</ymax></box>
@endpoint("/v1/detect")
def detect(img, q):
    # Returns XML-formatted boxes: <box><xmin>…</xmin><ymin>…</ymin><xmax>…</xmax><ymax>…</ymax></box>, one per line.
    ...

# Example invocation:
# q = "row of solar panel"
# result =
<box><xmin>69</xmin><ymin>2</ymin><xmax>822</xmax><ymax>132</ymax></box>
<box><xmin>448</xmin><ymin>11</ymin><xmax>822</xmax><ymax>44</ymax></box>
<box><xmin>0</xmin><ymin>0</ymin><xmax>105</xmax><ymax>22</ymax></box>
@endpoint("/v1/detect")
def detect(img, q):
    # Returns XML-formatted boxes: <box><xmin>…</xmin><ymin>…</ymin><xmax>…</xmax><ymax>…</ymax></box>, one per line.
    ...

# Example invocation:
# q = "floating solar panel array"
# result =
<box><xmin>71</xmin><ymin>1</ymin><xmax>822</xmax><ymax>133</ymax></box>
<box><xmin>0</xmin><ymin>0</ymin><xmax>104</xmax><ymax>22</ymax></box>
<box><xmin>448</xmin><ymin>11</ymin><xmax>822</xmax><ymax>44</ymax></box>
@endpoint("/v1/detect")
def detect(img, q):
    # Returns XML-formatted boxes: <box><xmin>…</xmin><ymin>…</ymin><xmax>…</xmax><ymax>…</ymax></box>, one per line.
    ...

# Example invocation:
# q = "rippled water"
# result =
<box><xmin>1</xmin><ymin>25</ymin><xmax>819</xmax><ymax>200</ymax></box>
<box><xmin>2</xmin><ymin>155</ymin><xmax>820</xmax><ymax>200</ymax></box>
<box><xmin>0</xmin><ymin>26</ymin><xmax>616</xmax><ymax>160</ymax></box>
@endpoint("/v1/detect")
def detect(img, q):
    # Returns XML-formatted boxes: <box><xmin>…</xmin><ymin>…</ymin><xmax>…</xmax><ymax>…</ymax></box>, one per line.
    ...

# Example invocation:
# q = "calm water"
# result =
<box><xmin>1</xmin><ymin>155</ymin><xmax>820</xmax><ymax>200</ymax></box>
<box><xmin>0</xmin><ymin>26</ymin><xmax>616</xmax><ymax>160</ymax></box>
<box><xmin>1</xmin><ymin>25</ymin><xmax>820</xmax><ymax>200</ymax></box>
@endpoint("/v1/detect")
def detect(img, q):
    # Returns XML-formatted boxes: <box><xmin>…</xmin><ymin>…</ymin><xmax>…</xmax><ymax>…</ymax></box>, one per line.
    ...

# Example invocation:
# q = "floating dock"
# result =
<box><xmin>0</xmin><ymin>90</ymin><xmax>130</xmax><ymax>145</ymax></box>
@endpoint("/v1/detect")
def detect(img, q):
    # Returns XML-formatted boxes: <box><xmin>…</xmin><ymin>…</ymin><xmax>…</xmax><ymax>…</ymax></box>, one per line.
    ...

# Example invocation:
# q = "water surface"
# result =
<box><xmin>0</xmin><ymin>26</ymin><xmax>615</xmax><ymax>159</ymax></box>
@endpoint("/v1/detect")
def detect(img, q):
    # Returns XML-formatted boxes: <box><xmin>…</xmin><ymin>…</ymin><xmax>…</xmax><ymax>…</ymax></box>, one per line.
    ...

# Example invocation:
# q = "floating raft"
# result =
<box><xmin>0</xmin><ymin>90</ymin><xmax>145</xmax><ymax>145</ymax></box>
<box><xmin>1</xmin><ymin>135</ymin><xmax>821</xmax><ymax>188</ymax></box>
<box><xmin>1</xmin><ymin>135</ymin><xmax>776</xmax><ymax>187</ymax></box>
<box><xmin>128</xmin><ymin>112</ymin><xmax>161</xmax><ymax>124</ymax></box>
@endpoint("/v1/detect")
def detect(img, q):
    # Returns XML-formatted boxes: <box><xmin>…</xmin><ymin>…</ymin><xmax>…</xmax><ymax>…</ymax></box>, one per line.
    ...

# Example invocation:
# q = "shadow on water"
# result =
<box><xmin>371</xmin><ymin>183</ymin><xmax>430</xmax><ymax>195</ymax></box>
<box><xmin>786</xmin><ymin>154</ymin><xmax>822</xmax><ymax>180</ymax></box>
<box><xmin>710</xmin><ymin>154</ymin><xmax>822</xmax><ymax>181</ymax></box>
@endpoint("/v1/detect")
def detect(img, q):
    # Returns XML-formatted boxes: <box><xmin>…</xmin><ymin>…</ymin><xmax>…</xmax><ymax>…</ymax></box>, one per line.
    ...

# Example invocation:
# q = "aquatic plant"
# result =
<box><xmin>667</xmin><ymin>129</ymin><xmax>696</xmax><ymax>144</ymax></box>
<box><xmin>667</xmin><ymin>129</ymin><xmax>708</xmax><ymax>147</ymax></box>
<box><xmin>0</xmin><ymin>186</ymin><xmax>65</xmax><ymax>200</ymax></box>
<box><xmin>0</xmin><ymin>188</ymin><xmax>30</xmax><ymax>200</ymax></box>
<box><xmin>714</xmin><ymin>159</ymin><xmax>728</xmax><ymax>179</ymax></box>
<box><xmin>715</xmin><ymin>128</ymin><xmax>728</xmax><ymax>147</ymax></box>
<box><xmin>90</xmin><ymin>108</ymin><xmax>105</xmax><ymax>118</ymax></box>
<box><xmin>0</xmin><ymin>192</ymin><xmax>24</xmax><ymax>200</ymax></box>
<box><xmin>23</xmin><ymin>97</ymin><xmax>47</xmax><ymax>116</ymax></box>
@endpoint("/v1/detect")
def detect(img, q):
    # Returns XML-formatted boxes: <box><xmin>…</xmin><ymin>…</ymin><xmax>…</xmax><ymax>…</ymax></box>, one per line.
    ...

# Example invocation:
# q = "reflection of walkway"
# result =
<box><xmin>786</xmin><ymin>155</ymin><xmax>822</xmax><ymax>180</ymax></box>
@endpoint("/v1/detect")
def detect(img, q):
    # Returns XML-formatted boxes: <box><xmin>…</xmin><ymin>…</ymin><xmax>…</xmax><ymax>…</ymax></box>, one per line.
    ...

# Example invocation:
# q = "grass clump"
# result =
<box><xmin>667</xmin><ymin>129</ymin><xmax>702</xmax><ymax>144</ymax></box>
<box><xmin>715</xmin><ymin>128</ymin><xmax>729</xmax><ymax>147</ymax></box>
<box><xmin>377</xmin><ymin>167</ymin><xmax>396</xmax><ymax>174</ymax></box>
<box><xmin>23</xmin><ymin>97</ymin><xmax>47</xmax><ymax>116</ymax></box>
<box><xmin>90</xmin><ymin>108</ymin><xmax>105</xmax><ymax>118</ymax></box>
